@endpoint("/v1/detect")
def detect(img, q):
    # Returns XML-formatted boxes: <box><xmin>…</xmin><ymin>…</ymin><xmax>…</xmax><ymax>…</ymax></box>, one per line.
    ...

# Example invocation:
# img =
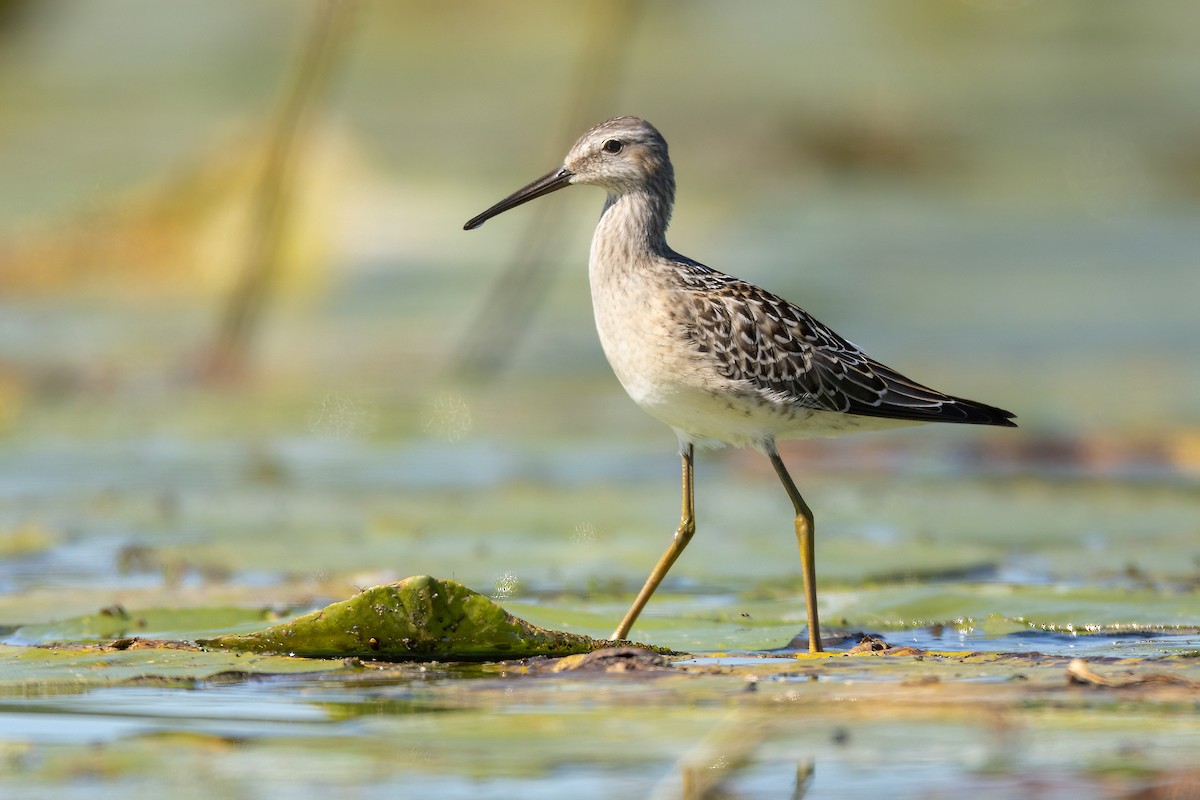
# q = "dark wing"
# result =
<box><xmin>674</xmin><ymin>263</ymin><xmax>1016</xmax><ymax>427</ymax></box>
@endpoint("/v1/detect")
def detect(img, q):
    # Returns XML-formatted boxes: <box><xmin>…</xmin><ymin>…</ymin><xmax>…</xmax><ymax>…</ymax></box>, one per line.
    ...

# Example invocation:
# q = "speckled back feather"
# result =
<box><xmin>670</xmin><ymin>258</ymin><xmax>1016</xmax><ymax>426</ymax></box>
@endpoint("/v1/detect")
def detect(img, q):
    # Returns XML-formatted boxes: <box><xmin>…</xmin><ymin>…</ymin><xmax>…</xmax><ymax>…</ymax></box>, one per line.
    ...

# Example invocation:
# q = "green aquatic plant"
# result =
<box><xmin>200</xmin><ymin>576</ymin><xmax>629</xmax><ymax>660</ymax></box>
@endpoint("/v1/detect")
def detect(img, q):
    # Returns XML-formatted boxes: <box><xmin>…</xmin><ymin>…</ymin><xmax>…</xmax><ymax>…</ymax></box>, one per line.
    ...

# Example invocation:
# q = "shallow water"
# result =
<box><xmin>2</xmin><ymin>390</ymin><xmax>1197</xmax><ymax>800</ymax></box>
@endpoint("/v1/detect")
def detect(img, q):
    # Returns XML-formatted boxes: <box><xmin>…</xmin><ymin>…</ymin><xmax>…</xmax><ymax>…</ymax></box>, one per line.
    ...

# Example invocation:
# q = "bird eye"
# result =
<box><xmin>601</xmin><ymin>139</ymin><xmax>623</xmax><ymax>154</ymax></box>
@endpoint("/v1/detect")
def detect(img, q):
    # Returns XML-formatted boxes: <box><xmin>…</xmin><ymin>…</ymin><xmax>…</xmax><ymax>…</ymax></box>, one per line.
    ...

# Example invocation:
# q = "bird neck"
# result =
<box><xmin>594</xmin><ymin>183</ymin><xmax>675</xmax><ymax>262</ymax></box>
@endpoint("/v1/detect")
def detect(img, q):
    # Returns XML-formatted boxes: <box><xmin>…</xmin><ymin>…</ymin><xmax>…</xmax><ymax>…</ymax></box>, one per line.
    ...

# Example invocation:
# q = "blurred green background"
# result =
<box><xmin>3</xmin><ymin>0</ymin><xmax>1199</xmax><ymax>426</ymax></box>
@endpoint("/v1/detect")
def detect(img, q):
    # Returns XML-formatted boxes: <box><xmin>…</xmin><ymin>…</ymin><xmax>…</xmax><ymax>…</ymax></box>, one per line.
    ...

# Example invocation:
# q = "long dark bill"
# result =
<box><xmin>463</xmin><ymin>167</ymin><xmax>573</xmax><ymax>230</ymax></box>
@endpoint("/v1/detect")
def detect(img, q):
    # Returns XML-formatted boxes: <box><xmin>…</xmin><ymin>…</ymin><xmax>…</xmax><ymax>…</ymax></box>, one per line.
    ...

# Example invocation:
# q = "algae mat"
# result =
<box><xmin>199</xmin><ymin>576</ymin><xmax>619</xmax><ymax>660</ymax></box>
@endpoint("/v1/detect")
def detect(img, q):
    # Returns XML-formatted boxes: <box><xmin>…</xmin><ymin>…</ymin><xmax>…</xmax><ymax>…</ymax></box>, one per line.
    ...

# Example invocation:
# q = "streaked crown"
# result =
<box><xmin>564</xmin><ymin>116</ymin><xmax>674</xmax><ymax>195</ymax></box>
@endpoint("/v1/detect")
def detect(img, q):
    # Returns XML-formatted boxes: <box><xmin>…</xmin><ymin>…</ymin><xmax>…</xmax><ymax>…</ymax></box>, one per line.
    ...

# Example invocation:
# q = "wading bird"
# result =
<box><xmin>464</xmin><ymin>116</ymin><xmax>1015</xmax><ymax>651</ymax></box>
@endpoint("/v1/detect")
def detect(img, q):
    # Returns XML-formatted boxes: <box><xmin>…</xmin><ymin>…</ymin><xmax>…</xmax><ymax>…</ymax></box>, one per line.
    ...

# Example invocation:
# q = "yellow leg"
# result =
<box><xmin>767</xmin><ymin>446</ymin><xmax>823</xmax><ymax>653</ymax></box>
<box><xmin>611</xmin><ymin>443</ymin><xmax>695</xmax><ymax>641</ymax></box>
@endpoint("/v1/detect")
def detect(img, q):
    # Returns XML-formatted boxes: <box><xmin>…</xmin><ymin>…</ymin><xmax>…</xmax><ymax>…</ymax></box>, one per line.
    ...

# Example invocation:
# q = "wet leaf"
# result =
<box><xmin>4</xmin><ymin>606</ymin><xmax>297</xmax><ymax>646</ymax></box>
<box><xmin>0</xmin><ymin>643</ymin><xmax>338</xmax><ymax>689</ymax></box>
<box><xmin>199</xmin><ymin>576</ymin><xmax>633</xmax><ymax>660</ymax></box>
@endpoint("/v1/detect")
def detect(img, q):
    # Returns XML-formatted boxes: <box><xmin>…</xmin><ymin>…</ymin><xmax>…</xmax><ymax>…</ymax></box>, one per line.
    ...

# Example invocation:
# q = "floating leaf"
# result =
<box><xmin>199</xmin><ymin>576</ymin><xmax>630</xmax><ymax>660</ymax></box>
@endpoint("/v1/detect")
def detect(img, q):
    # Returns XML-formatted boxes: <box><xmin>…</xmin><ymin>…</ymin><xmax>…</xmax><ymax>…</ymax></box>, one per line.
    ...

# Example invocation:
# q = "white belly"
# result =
<box><xmin>609</xmin><ymin>369</ymin><xmax>918</xmax><ymax>449</ymax></box>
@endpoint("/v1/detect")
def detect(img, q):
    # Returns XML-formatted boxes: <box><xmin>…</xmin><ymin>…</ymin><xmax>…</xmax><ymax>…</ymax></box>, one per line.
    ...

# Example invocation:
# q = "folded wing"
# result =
<box><xmin>675</xmin><ymin>264</ymin><xmax>1016</xmax><ymax>427</ymax></box>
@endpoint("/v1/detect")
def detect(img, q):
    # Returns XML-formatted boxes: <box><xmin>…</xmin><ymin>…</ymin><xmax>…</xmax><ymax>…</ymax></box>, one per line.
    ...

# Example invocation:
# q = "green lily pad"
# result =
<box><xmin>4</xmin><ymin>605</ymin><xmax>297</xmax><ymax>645</ymax></box>
<box><xmin>198</xmin><ymin>576</ymin><xmax>627</xmax><ymax>660</ymax></box>
<box><xmin>0</xmin><ymin>643</ymin><xmax>341</xmax><ymax>688</ymax></box>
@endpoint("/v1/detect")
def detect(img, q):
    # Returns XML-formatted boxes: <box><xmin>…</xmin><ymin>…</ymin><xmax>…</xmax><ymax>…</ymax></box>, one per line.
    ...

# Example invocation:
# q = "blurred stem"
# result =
<box><xmin>203</xmin><ymin>0</ymin><xmax>356</xmax><ymax>381</ymax></box>
<box><xmin>452</xmin><ymin>0</ymin><xmax>643</xmax><ymax>380</ymax></box>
